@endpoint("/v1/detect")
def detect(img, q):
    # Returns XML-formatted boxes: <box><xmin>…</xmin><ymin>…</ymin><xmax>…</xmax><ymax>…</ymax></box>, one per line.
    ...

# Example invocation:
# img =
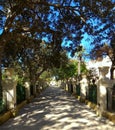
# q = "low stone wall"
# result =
<box><xmin>0</xmin><ymin>91</ymin><xmax>44</xmax><ymax>125</ymax></box>
<box><xmin>61</xmin><ymin>67</ymin><xmax>115</xmax><ymax>123</ymax></box>
<box><xmin>73</xmin><ymin>93</ymin><xmax>115</xmax><ymax>124</ymax></box>
<box><xmin>0</xmin><ymin>82</ymin><xmax>49</xmax><ymax>125</ymax></box>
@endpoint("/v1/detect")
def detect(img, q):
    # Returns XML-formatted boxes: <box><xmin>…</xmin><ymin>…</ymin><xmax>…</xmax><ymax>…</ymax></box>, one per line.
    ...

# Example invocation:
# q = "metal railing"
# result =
<box><xmin>16</xmin><ymin>83</ymin><xmax>26</xmax><ymax>104</ymax></box>
<box><xmin>87</xmin><ymin>84</ymin><xmax>97</xmax><ymax>104</ymax></box>
<box><xmin>0</xmin><ymin>92</ymin><xmax>7</xmax><ymax>114</ymax></box>
<box><xmin>112</xmin><ymin>87</ymin><xmax>115</xmax><ymax>111</ymax></box>
<box><xmin>76</xmin><ymin>84</ymin><xmax>80</xmax><ymax>96</ymax></box>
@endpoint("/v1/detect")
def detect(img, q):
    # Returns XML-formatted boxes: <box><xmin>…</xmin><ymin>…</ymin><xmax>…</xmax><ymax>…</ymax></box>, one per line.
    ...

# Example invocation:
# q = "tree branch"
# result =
<box><xmin>29</xmin><ymin>1</ymin><xmax>79</xmax><ymax>9</ymax></box>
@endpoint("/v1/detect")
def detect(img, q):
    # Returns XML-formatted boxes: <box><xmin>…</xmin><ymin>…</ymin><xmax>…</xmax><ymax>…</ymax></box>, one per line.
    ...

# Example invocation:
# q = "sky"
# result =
<box><xmin>0</xmin><ymin>21</ymin><xmax>101</xmax><ymax>62</ymax></box>
<box><xmin>0</xmin><ymin>30</ymin><xmax>2</xmax><ymax>34</ymax></box>
<box><xmin>0</xmin><ymin>1</ymin><xmax>114</xmax><ymax>61</ymax></box>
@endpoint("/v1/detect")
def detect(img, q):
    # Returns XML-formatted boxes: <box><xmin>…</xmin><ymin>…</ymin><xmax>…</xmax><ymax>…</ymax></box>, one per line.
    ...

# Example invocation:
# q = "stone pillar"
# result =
<box><xmin>64</xmin><ymin>81</ymin><xmax>67</xmax><ymax>90</ymax></box>
<box><xmin>97</xmin><ymin>66</ymin><xmax>113</xmax><ymax>116</ymax></box>
<box><xmin>70</xmin><ymin>79</ymin><xmax>73</xmax><ymax>93</ymax></box>
<box><xmin>65</xmin><ymin>80</ymin><xmax>69</xmax><ymax>91</ymax></box>
<box><xmin>68</xmin><ymin>79</ymin><xmax>71</xmax><ymax>92</ymax></box>
<box><xmin>80</xmin><ymin>75</ymin><xmax>88</xmax><ymax>100</ymax></box>
<box><xmin>107</xmin><ymin>87</ymin><xmax>113</xmax><ymax>111</ymax></box>
<box><xmin>72</xmin><ymin>78</ymin><xmax>77</xmax><ymax>94</ymax></box>
<box><xmin>24</xmin><ymin>81</ymin><xmax>30</xmax><ymax>99</ymax></box>
<box><xmin>60</xmin><ymin>81</ymin><xmax>65</xmax><ymax>89</ymax></box>
<box><xmin>2</xmin><ymin>68</ymin><xmax>17</xmax><ymax>110</ymax></box>
<box><xmin>73</xmin><ymin>82</ymin><xmax>76</xmax><ymax>94</ymax></box>
<box><xmin>60</xmin><ymin>81</ymin><xmax>66</xmax><ymax>90</ymax></box>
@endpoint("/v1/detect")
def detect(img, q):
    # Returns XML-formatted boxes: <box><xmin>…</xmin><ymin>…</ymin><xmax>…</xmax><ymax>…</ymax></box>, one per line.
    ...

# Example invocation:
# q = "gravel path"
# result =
<box><xmin>0</xmin><ymin>86</ymin><xmax>115</xmax><ymax>130</ymax></box>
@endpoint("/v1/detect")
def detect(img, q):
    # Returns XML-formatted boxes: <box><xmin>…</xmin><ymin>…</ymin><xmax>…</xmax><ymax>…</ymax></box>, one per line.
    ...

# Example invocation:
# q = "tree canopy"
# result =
<box><xmin>0</xmin><ymin>0</ymin><xmax>114</xmax><ymax>99</ymax></box>
<box><xmin>51</xmin><ymin>59</ymin><xmax>88</xmax><ymax>80</ymax></box>
<box><xmin>0</xmin><ymin>0</ymin><xmax>114</xmax><ymax>50</ymax></box>
<box><xmin>90</xmin><ymin>39</ymin><xmax>115</xmax><ymax>79</ymax></box>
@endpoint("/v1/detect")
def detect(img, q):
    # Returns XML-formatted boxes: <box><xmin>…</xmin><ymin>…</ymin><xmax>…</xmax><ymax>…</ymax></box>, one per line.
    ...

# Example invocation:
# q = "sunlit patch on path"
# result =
<box><xmin>0</xmin><ymin>86</ymin><xmax>115</xmax><ymax>130</ymax></box>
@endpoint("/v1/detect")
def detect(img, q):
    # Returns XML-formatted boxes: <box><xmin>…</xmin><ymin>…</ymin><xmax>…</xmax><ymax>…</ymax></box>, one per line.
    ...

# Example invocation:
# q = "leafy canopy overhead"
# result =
<box><xmin>0</xmin><ymin>0</ymin><xmax>114</xmax><ymax>54</ymax></box>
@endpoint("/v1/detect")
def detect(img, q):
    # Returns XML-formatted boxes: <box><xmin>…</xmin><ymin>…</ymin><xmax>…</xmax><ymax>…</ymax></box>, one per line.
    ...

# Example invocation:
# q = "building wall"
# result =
<box><xmin>86</xmin><ymin>56</ymin><xmax>112</xmax><ymax>79</ymax></box>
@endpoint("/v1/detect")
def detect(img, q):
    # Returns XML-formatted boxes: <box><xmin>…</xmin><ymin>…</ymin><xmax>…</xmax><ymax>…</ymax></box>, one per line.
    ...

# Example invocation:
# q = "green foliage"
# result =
<box><xmin>0</xmin><ymin>0</ymin><xmax>114</xmax><ymax>89</ymax></box>
<box><xmin>40</xmin><ymin>71</ymin><xmax>52</xmax><ymax>81</ymax></box>
<box><xmin>80</xmin><ymin>62</ymin><xmax>88</xmax><ymax>74</ymax></box>
<box><xmin>17</xmin><ymin>76</ymin><xmax>24</xmax><ymax>86</ymax></box>
<box><xmin>2</xmin><ymin>34</ymin><xmax>69</xmax><ymax>85</ymax></box>
<box><xmin>90</xmin><ymin>41</ymin><xmax>115</xmax><ymax>79</ymax></box>
<box><xmin>52</xmin><ymin>59</ymin><xmax>88</xmax><ymax>80</ymax></box>
<box><xmin>0</xmin><ymin>98</ymin><xmax>7</xmax><ymax>114</ymax></box>
<box><xmin>0</xmin><ymin>0</ymin><xmax>114</xmax><ymax>49</ymax></box>
<box><xmin>57</xmin><ymin>63</ymin><xmax>77</xmax><ymax>80</ymax></box>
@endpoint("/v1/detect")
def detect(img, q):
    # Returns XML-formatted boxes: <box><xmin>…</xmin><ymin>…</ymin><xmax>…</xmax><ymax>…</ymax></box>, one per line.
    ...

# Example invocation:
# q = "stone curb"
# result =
<box><xmin>72</xmin><ymin>93</ymin><xmax>115</xmax><ymax>124</ymax></box>
<box><xmin>102</xmin><ymin>111</ymin><xmax>115</xmax><ymax>123</ymax></box>
<box><xmin>0</xmin><ymin>95</ymin><xmax>37</xmax><ymax>125</ymax></box>
<box><xmin>0</xmin><ymin>111</ymin><xmax>11</xmax><ymax>125</ymax></box>
<box><xmin>0</xmin><ymin>86</ymin><xmax>49</xmax><ymax>125</ymax></box>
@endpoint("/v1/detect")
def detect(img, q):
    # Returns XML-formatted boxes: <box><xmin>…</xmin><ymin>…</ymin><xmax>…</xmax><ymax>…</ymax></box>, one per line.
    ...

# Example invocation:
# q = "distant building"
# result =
<box><xmin>86</xmin><ymin>56</ymin><xmax>112</xmax><ymax>79</ymax></box>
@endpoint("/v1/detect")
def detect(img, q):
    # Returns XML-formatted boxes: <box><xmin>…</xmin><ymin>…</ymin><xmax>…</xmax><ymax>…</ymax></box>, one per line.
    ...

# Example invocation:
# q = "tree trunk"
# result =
<box><xmin>0</xmin><ymin>35</ymin><xmax>4</xmax><ymax>100</ymax></box>
<box><xmin>110</xmin><ymin>64</ymin><xmax>115</xmax><ymax>80</ymax></box>
<box><xmin>0</xmin><ymin>62</ymin><xmax>3</xmax><ymax>100</ymax></box>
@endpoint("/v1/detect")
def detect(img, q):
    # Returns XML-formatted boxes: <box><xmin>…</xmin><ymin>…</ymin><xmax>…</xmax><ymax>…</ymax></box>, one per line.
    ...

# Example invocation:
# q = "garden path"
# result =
<box><xmin>0</xmin><ymin>85</ymin><xmax>115</xmax><ymax>130</ymax></box>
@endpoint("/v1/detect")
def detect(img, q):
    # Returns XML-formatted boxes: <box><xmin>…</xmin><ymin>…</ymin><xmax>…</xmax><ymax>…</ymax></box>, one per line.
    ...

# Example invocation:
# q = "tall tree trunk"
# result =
<box><xmin>110</xmin><ymin>62</ymin><xmax>115</xmax><ymax>80</ymax></box>
<box><xmin>0</xmin><ymin>61</ymin><xmax>3</xmax><ymax>100</ymax></box>
<box><xmin>0</xmin><ymin>34</ymin><xmax>4</xmax><ymax>101</ymax></box>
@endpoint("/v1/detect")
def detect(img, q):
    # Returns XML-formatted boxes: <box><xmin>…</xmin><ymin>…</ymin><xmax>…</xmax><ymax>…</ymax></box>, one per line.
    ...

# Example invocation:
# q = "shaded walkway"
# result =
<box><xmin>0</xmin><ymin>86</ymin><xmax>115</xmax><ymax>130</ymax></box>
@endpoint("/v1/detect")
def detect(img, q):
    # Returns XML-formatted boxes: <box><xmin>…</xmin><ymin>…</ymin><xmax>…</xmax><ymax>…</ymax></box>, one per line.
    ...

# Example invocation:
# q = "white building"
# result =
<box><xmin>86</xmin><ymin>56</ymin><xmax>112</xmax><ymax>78</ymax></box>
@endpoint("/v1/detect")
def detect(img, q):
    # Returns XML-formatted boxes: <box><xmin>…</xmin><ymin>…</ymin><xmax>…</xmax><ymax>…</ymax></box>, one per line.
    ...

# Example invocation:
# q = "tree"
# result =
<box><xmin>90</xmin><ymin>39</ymin><xmax>115</xmax><ymax>79</ymax></box>
<box><xmin>2</xmin><ymin>34</ymin><xmax>68</xmax><ymax>85</ymax></box>
<box><xmin>52</xmin><ymin>59</ymin><xmax>88</xmax><ymax>81</ymax></box>
<box><xmin>1</xmin><ymin>1</ymin><xmax>114</xmax><ymax>51</ymax></box>
<box><xmin>52</xmin><ymin>60</ymin><xmax>77</xmax><ymax>81</ymax></box>
<box><xmin>0</xmin><ymin>0</ymin><xmax>114</xmax><ymax>99</ymax></box>
<box><xmin>0</xmin><ymin>0</ymin><xmax>114</xmax><ymax>58</ymax></box>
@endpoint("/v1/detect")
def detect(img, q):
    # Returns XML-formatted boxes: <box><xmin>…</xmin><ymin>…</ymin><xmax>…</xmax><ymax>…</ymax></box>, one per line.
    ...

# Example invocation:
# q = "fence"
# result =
<box><xmin>66</xmin><ymin>81</ymin><xmax>115</xmax><ymax>112</ymax></box>
<box><xmin>87</xmin><ymin>84</ymin><xmax>97</xmax><ymax>104</ymax></box>
<box><xmin>0</xmin><ymin>67</ymin><xmax>50</xmax><ymax>115</ymax></box>
<box><xmin>76</xmin><ymin>84</ymin><xmax>80</xmax><ymax>96</ymax></box>
<box><xmin>16</xmin><ymin>83</ymin><xmax>26</xmax><ymax>104</ymax></box>
<box><xmin>16</xmin><ymin>84</ymin><xmax>35</xmax><ymax>104</ymax></box>
<box><xmin>112</xmin><ymin>87</ymin><xmax>115</xmax><ymax>111</ymax></box>
<box><xmin>30</xmin><ymin>84</ymin><xmax>34</xmax><ymax>96</ymax></box>
<box><xmin>0</xmin><ymin>92</ymin><xmax>7</xmax><ymax>114</ymax></box>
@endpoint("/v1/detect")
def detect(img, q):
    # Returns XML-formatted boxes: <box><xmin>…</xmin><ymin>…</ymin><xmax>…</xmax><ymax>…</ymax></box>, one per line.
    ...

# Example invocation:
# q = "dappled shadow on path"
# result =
<box><xmin>0</xmin><ymin>86</ymin><xmax>115</xmax><ymax>130</ymax></box>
